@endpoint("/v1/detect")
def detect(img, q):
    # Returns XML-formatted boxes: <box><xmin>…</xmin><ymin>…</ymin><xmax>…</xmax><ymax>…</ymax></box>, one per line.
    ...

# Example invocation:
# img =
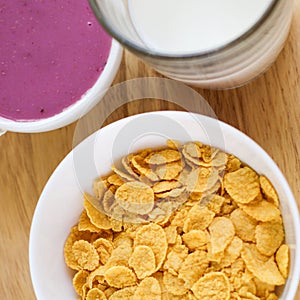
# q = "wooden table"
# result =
<box><xmin>1</xmin><ymin>2</ymin><xmax>300</xmax><ymax>299</ymax></box>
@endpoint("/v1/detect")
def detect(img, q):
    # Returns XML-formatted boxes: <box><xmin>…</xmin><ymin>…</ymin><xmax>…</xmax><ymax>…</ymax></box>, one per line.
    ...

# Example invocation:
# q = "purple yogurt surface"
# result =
<box><xmin>0</xmin><ymin>1</ymin><xmax>112</xmax><ymax>121</ymax></box>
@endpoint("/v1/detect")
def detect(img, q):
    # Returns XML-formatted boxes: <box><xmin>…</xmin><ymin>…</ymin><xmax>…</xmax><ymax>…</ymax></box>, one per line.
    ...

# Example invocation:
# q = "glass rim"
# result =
<box><xmin>89</xmin><ymin>0</ymin><xmax>279</xmax><ymax>60</ymax></box>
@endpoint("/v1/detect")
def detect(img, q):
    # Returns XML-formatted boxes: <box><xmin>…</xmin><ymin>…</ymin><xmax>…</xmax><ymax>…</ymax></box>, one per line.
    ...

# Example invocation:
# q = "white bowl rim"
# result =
<box><xmin>29</xmin><ymin>110</ymin><xmax>300</xmax><ymax>299</ymax></box>
<box><xmin>0</xmin><ymin>39</ymin><xmax>123</xmax><ymax>133</ymax></box>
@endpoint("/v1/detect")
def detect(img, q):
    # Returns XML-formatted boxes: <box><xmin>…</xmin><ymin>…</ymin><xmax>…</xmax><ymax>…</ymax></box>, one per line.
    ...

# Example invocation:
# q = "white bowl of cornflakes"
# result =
<box><xmin>29</xmin><ymin>111</ymin><xmax>300</xmax><ymax>300</ymax></box>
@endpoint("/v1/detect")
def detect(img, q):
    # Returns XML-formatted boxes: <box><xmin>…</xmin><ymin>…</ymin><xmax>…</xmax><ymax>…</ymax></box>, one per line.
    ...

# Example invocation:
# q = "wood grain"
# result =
<box><xmin>0</xmin><ymin>2</ymin><xmax>299</xmax><ymax>299</ymax></box>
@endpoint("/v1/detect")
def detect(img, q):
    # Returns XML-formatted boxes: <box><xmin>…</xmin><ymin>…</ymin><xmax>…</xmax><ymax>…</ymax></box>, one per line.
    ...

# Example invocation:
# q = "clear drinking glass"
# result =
<box><xmin>89</xmin><ymin>0</ymin><xmax>293</xmax><ymax>89</ymax></box>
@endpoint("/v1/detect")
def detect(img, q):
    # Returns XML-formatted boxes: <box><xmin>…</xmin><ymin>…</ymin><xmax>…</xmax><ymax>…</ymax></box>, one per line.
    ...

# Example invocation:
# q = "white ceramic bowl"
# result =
<box><xmin>0</xmin><ymin>40</ymin><xmax>122</xmax><ymax>134</ymax></box>
<box><xmin>29</xmin><ymin>111</ymin><xmax>300</xmax><ymax>300</ymax></box>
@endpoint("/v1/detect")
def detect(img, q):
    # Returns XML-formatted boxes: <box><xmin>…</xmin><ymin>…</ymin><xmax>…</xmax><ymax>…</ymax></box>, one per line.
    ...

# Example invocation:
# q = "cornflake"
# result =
<box><xmin>163</xmin><ymin>271</ymin><xmax>189</xmax><ymax>296</ymax></box>
<box><xmin>63</xmin><ymin>141</ymin><xmax>289</xmax><ymax>300</ymax></box>
<box><xmin>239</xmin><ymin>200</ymin><xmax>281</xmax><ymax>222</ymax></box>
<box><xmin>115</xmin><ymin>181</ymin><xmax>154</xmax><ymax>214</ymax></box>
<box><xmin>109</xmin><ymin>286</ymin><xmax>136</xmax><ymax>300</ymax></box>
<box><xmin>134</xmin><ymin>223</ymin><xmax>168</xmax><ymax>272</ymax></box>
<box><xmin>129</xmin><ymin>245</ymin><xmax>156</xmax><ymax>279</ymax></box>
<box><xmin>224</xmin><ymin>167</ymin><xmax>260</xmax><ymax>204</ymax></box>
<box><xmin>259</xmin><ymin>175</ymin><xmax>279</xmax><ymax>207</ymax></box>
<box><xmin>72</xmin><ymin>270</ymin><xmax>89</xmax><ymax>296</ymax></box>
<box><xmin>208</xmin><ymin>217</ymin><xmax>235</xmax><ymax>255</ymax></box>
<box><xmin>178</xmin><ymin>250</ymin><xmax>209</xmax><ymax>288</ymax></box>
<box><xmin>133</xmin><ymin>277</ymin><xmax>161</xmax><ymax>300</ymax></box>
<box><xmin>241</xmin><ymin>243</ymin><xmax>285</xmax><ymax>286</ymax></box>
<box><xmin>85</xmin><ymin>288</ymin><xmax>106</xmax><ymax>300</ymax></box>
<box><xmin>191</xmin><ymin>272</ymin><xmax>230</xmax><ymax>300</ymax></box>
<box><xmin>182</xmin><ymin>230</ymin><xmax>208</xmax><ymax>251</ymax></box>
<box><xmin>255</xmin><ymin>221</ymin><xmax>284</xmax><ymax>256</ymax></box>
<box><xmin>183</xmin><ymin>205</ymin><xmax>215</xmax><ymax>232</ymax></box>
<box><xmin>230</xmin><ymin>208</ymin><xmax>257</xmax><ymax>242</ymax></box>
<box><xmin>275</xmin><ymin>244</ymin><xmax>289</xmax><ymax>279</ymax></box>
<box><xmin>72</xmin><ymin>240</ymin><xmax>99</xmax><ymax>271</ymax></box>
<box><xmin>164</xmin><ymin>245</ymin><xmax>189</xmax><ymax>275</ymax></box>
<box><xmin>104</xmin><ymin>266</ymin><xmax>137</xmax><ymax>288</ymax></box>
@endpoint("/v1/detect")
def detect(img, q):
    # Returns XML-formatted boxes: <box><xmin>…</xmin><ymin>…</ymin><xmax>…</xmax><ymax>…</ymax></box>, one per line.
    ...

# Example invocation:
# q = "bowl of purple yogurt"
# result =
<box><xmin>0</xmin><ymin>1</ymin><xmax>122</xmax><ymax>133</ymax></box>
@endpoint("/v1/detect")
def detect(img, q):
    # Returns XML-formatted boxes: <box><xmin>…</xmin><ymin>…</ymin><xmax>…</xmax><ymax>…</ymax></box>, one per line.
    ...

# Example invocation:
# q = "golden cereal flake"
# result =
<box><xmin>220</xmin><ymin>236</ymin><xmax>243</xmax><ymax>268</ymax></box>
<box><xmin>155</xmin><ymin>186</ymin><xmax>185</xmax><ymax>198</ymax></box>
<box><xmin>202</xmin><ymin>145</ymin><xmax>219</xmax><ymax>162</ymax></box>
<box><xmin>86</xmin><ymin>266</ymin><xmax>106</xmax><ymax>289</ymax></box>
<box><xmin>199</xmin><ymin>194</ymin><xmax>226</xmax><ymax>214</ymax></box>
<box><xmin>86</xmin><ymin>288</ymin><xmax>107</xmax><ymax>300</ymax></box>
<box><xmin>241</xmin><ymin>243</ymin><xmax>285</xmax><ymax>286</ymax></box>
<box><xmin>164</xmin><ymin>226</ymin><xmax>178</xmax><ymax>244</ymax></box>
<box><xmin>210</xmin><ymin>151</ymin><xmax>228</xmax><ymax>168</ymax></box>
<box><xmin>95</xmin><ymin>283</ymin><xmax>107</xmax><ymax>292</ymax></box>
<box><xmin>208</xmin><ymin>217</ymin><xmax>235</xmax><ymax>255</ymax></box>
<box><xmin>104</xmin><ymin>266</ymin><xmax>137</xmax><ymax>288</ymax></box>
<box><xmin>109</xmin><ymin>286</ymin><xmax>137</xmax><ymax>300</ymax></box>
<box><xmin>93</xmin><ymin>178</ymin><xmax>108</xmax><ymax>199</ymax></box>
<box><xmin>155</xmin><ymin>161</ymin><xmax>183</xmax><ymax>181</ymax></box>
<box><xmin>122</xmin><ymin>154</ymin><xmax>140</xmax><ymax>179</ymax></box>
<box><xmin>148</xmin><ymin>208</ymin><xmax>171</xmax><ymax>225</ymax></box>
<box><xmin>178</xmin><ymin>250</ymin><xmax>209</xmax><ymax>289</ymax></box>
<box><xmin>253</xmin><ymin>277</ymin><xmax>275</xmax><ymax>298</ymax></box>
<box><xmin>166</xmin><ymin>139</ymin><xmax>181</xmax><ymax>150</ymax></box>
<box><xmin>93</xmin><ymin>238</ymin><xmax>113</xmax><ymax>265</ymax></box>
<box><xmin>134</xmin><ymin>223</ymin><xmax>168</xmax><ymax>272</ymax></box>
<box><xmin>152</xmin><ymin>180</ymin><xmax>181</xmax><ymax>194</ymax></box>
<box><xmin>163</xmin><ymin>271</ymin><xmax>189</xmax><ymax>296</ymax></box>
<box><xmin>102</xmin><ymin>189</ymin><xmax>116</xmax><ymax>215</ymax></box>
<box><xmin>266</xmin><ymin>293</ymin><xmax>279</xmax><ymax>300</ymax></box>
<box><xmin>152</xmin><ymin>271</ymin><xmax>169</xmax><ymax>299</ymax></box>
<box><xmin>230</xmin><ymin>258</ymin><xmax>246</xmax><ymax>277</ymax></box>
<box><xmin>224</xmin><ymin>167</ymin><xmax>260</xmax><ymax>204</ymax></box>
<box><xmin>233</xmin><ymin>273</ymin><xmax>257</xmax><ymax>295</ymax></box>
<box><xmin>207</xmin><ymin>241</ymin><xmax>224</xmax><ymax>264</ymax></box>
<box><xmin>131</xmin><ymin>155</ymin><xmax>159</xmax><ymax>181</ymax></box>
<box><xmin>72</xmin><ymin>240</ymin><xmax>99</xmax><ymax>271</ymax></box>
<box><xmin>133</xmin><ymin>277</ymin><xmax>161</xmax><ymax>300</ymax></box>
<box><xmin>255</xmin><ymin>221</ymin><xmax>284</xmax><ymax>256</ymax></box>
<box><xmin>84</xmin><ymin>193</ymin><xmax>112</xmax><ymax>230</ymax></box>
<box><xmin>129</xmin><ymin>245</ymin><xmax>156</xmax><ymax>279</ymax></box>
<box><xmin>183</xmin><ymin>205</ymin><xmax>215</xmax><ymax>232</ymax></box>
<box><xmin>146</xmin><ymin>149</ymin><xmax>181</xmax><ymax>165</ymax></box>
<box><xmin>109</xmin><ymin>218</ymin><xmax>123</xmax><ymax>232</ymax></box>
<box><xmin>113</xmin><ymin>232</ymin><xmax>133</xmax><ymax>248</ymax></box>
<box><xmin>239</xmin><ymin>200</ymin><xmax>281</xmax><ymax>222</ymax></box>
<box><xmin>275</xmin><ymin>244</ymin><xmax>289</xmax><ymax>279</ymax></box>
<box><xmin>183</xmin><ymin>142</ymin><xmax>202</xmax><ymax>159</ymax></box>
<box><xmin>104</xmin><ymin>287</ymin><xmax>118</xmax><ymax>298</ymax></box>
<box><xmin>163</xmin><ymin>245</ymin><xmax>189</xmax><ymax>275</ymax></box>
<box><xmin>182</xmin><ymin>230</ymin><xmax>208</xmax><ymax>251</ymax></box>
<box><xmin>230</xmin><ymin>208</ymin><xmax>257</xmax><ymax>242</ymax></box>
<box><xmin>115</xmin><ymin>181</ymin><xmax>154</xmax><ymax>214</ymax></box>
<box><xmin>105</xmin><ymin>244</ymin><xmax>133</xmax><ymax>269</ymax></box>
<box><xmin>111</xmin><ymin>164</ymin><xmax>136</xmax><ymax>182</ymax></box>
<box><xmin>64</xmin><ymin>226</ymin><xmax>95</xmax><ymax>270</ymax></box>
<box><xmin>237</xmin><ymin>289</ymin><xmax>259</xmax><ymax>300</ymax></box>
<box><xmin>107</xmin><ymin>173</ymin><xmax>125</xmax><ymax>187</ymax></box>
<box><xmin>78</xmin><ymin>210</ymin><xmax>102</xmax><ymax>233</ymax></box>
<box><xmin>72</xmin><ymin>270</ymin><xmax>89</xmax><ymax>296</ymax></box>
<box><xmin>220</xmin><ymin>195</ymin><xmax>238</xmax><ymax>215</ymax></box>
<box><xmin>226</xmin><ymin>155</ymin><xmax>241</xmax><ymax>173</ymax></box>
<box><xmin>259</xmin><ymin>175</ymin><xmax>279</xmax><ymax>207</ymax></box>
<box><xmin>191</xmin><ymin>272</ymin><xmax>230</xmax><ymax>300</ymax></box>
<box><xmin>186</xmin><ymin>167</ymin><xmax>219</xmax><ymax>193</ymax></box>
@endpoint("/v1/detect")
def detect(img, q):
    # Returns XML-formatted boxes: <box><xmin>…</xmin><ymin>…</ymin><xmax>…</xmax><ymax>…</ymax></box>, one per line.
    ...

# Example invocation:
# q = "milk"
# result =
<box><xmin>128</xmin><ymin>0</ymin><xmax>273</xmax><ymax>54</ymax></box>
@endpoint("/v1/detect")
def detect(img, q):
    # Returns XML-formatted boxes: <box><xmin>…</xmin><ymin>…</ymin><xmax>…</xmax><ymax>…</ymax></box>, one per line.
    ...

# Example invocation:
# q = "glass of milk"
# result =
<box><xmin>89</xmin><ymin>0</ymin><xmax>293</xmax><ymax>89</ymax></box>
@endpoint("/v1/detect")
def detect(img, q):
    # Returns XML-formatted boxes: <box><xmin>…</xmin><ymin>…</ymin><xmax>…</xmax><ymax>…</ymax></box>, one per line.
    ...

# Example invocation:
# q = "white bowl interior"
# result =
<box><xmin>29</xmin><ymin>111</ymin><xmax>300</xmax><ymax>300</ymax></box>
<box><xmin>0</xmin><ymin>40</ymin><xmax>122</xmax><ymax>133</ymax></box>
